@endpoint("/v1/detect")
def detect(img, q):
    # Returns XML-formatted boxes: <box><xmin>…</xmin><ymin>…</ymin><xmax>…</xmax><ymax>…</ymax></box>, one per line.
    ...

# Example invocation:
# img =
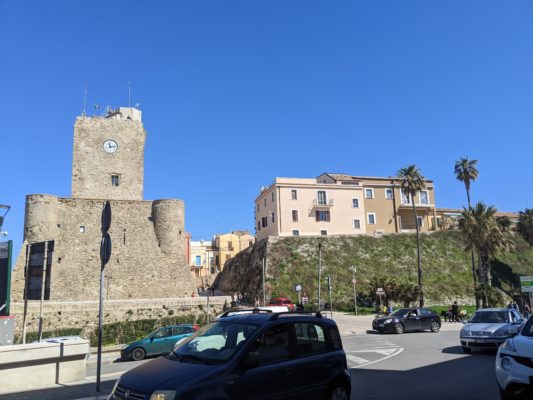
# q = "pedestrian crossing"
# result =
<box><xmin>341</xmin><ymin>333</ymin><xmax>403</xmax><ymax>368</ymax></box>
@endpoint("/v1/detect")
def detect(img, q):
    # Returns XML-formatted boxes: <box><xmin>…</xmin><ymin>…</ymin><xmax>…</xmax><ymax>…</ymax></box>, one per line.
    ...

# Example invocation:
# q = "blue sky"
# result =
<box><xmin>1</xmin><ymin>1</ymin><xmax>532</xmax><ymax>257</ymax></box>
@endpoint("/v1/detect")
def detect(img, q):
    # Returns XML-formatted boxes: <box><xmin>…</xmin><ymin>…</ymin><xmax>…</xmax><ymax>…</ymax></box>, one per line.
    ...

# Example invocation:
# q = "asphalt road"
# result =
<box><xmin>0</xmin><ymin>321</ymin><xmax>501</xmax><ymax>400</ymax></box>
<box><xmin>350</xmin><ymin>330</ymin><xmax>500</xmax><ymax>400</ymax></box>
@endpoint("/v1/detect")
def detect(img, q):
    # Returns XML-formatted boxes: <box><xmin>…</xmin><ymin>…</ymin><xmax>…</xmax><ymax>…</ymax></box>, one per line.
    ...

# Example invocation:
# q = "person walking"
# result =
<box><xmin>523</xmin><ymin>303</ymin><xmax>531</xmax><ymax>319</ymax></box>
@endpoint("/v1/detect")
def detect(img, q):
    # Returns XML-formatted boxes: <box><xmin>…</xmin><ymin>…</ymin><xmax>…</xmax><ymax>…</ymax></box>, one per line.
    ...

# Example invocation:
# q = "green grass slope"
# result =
<box><xmin>215</xmin><ymin>231</ymin><xmax>533</xmax><ymax>308</ymax></box>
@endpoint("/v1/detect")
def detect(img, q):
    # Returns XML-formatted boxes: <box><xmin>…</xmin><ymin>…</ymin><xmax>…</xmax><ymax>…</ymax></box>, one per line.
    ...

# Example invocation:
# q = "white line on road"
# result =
<box><xmin>350</xmin><ymin>347</ymin><xmax>404</xmax><ymax>369</ymax></box>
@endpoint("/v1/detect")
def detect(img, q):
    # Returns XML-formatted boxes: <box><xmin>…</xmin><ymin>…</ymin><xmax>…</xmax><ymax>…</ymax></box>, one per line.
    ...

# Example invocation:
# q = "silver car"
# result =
<box><xmin>460</xmin><ymin>308</ymin><xmax>524</xmax><ymax>353</ymax></box>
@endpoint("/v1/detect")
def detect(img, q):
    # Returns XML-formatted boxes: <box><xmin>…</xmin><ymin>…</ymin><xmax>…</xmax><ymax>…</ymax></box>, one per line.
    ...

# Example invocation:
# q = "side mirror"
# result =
<box><xmin>509</xmin><ymin>326</ymin><xmax>520</xmax><ymax>336</ymax></box>
<box><xmin>241</xmin><ymin>352</ymin><xmax>261</xmax><ymax>370</ymax></box>
<box><xmin>408</xmin><ymin>313</ymin><xmax>416</xmax><ymax>319</ymax></box>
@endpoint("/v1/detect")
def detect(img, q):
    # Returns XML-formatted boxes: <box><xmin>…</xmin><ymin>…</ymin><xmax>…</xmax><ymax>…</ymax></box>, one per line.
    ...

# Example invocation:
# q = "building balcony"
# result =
<box><xmin>312</xmin><ymin>198</ymin><xmax>334</xmax><ymax>208</ymax></box>
<box><xmin>398</xmin><ymin>202</ymin><xmax>433</xmax><ymax>209</ymax></box>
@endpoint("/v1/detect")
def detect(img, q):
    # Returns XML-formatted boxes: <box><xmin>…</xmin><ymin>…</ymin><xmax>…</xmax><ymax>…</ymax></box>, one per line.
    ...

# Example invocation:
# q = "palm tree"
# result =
<box><xmin>459</xmin><ymin>203</ymin><xmax>513</xmax><ymax>307</ymax></box>
<box><xmin>397</xmin><ymin>165</ymin><xmax>426</xmax><ymax>307</ymax></box>
<box><xmin>454</xmin><ymin>157</ymin><xmax>479</xmax><ymax>308</ymax></box>
<box><xmin>454</xmin><ymin>157</ymin><xmax>479</xmax><ymax>205</ymax></box>
<box><xmin>517</xmin><ymin>209</ymin><xmax>533</xmax><ymax>246</ymax></box>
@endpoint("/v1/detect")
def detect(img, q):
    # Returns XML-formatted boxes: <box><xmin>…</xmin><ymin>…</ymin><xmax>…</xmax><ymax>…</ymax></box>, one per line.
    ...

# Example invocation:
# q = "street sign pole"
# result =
<box><xmin>97</xmin><ymin>201</ymin><xmax>112</xmax><ymax>393</ymax></box>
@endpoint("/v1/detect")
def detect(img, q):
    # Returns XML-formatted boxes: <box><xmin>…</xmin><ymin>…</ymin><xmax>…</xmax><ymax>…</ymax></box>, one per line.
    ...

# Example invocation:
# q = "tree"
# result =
<box><xmin>397</xmin><ymin>165</ymin><xmax>426</xmax><ymax>307</ymax></box>
<box><xmin>517</xmin><ymin>209</ymin><xmax>533</xmax><ymax>246</ymax></box>
<box><xmin>459</xmin><ymin>203</ymin><xmax>514</xmax><ymax>307</ymax></box>
<box><xmin>454</xmin><ymin>157</ymin><xmax>479</xmax><ymax>205</ymax></box>
<box><xmin>454</xmin><ymin>157</ymin><xmax>480</xmax><ymax>307</ymax></box>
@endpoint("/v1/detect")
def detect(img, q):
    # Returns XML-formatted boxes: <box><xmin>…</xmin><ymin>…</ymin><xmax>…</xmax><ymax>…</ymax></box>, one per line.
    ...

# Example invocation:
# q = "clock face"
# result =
<box><xmin>103</xmin><ymin>139</ymin><xmax>118</xmax><ymax>154</ymax></box>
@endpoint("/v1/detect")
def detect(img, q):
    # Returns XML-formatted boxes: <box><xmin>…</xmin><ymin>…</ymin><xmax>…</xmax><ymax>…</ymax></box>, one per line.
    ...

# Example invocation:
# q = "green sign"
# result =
<box><xmin>0</xmin><ymin>241</ymin><xmax>12</xmax><ymax>316</ymax></box>
<box><xmin>520</xmin><ymin>276</ymin><xmax>533</xmax><ymax>293</ymax></box>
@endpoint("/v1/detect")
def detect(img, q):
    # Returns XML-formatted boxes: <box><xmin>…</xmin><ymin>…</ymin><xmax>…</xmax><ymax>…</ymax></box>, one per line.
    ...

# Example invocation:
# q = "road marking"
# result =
<box><xmin>342</xmin><ymin>333</ymin><xmax>403</xmax><ymax>368</ymax></box>
<box><xmin>350</xmin><ymin>347</ymin><xmax>404</xmax><ymax>369</ymax></box>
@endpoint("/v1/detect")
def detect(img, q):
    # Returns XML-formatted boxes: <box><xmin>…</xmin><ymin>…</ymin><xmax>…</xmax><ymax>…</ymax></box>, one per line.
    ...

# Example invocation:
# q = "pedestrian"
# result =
<box><xmin>254</xmin><ymin>297</ymin><xmax>260</xmax><ymax>307</ymax></box>
<box><xmin>445</xmin><ymin>306</ymin><xmax>453</xmax><ymax>322</ymax></box>
<box><xmin>524</xmin><ymin>304</ymin><xmax>531</xmax><ymax>319</ymax></box>
<box><xmin>452</xmin><ymin>301</ymin><xmax>459</xmax><ymax>322</ymax></box>
<box><xmin>508</xmin><ymin>300</ymin><xmax>519</xmax><ymax>312</ymax></box>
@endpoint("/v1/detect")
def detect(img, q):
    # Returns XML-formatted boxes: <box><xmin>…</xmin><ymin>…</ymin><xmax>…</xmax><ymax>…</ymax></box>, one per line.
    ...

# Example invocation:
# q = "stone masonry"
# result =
<box><xmin>11</xmin><ymin>107</ymin><xmax>196</xmax><ymax>305</ymax></box>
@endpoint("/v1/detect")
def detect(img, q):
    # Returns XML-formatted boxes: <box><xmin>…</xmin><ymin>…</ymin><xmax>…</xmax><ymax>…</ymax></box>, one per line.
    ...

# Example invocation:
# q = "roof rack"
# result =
<box><xmin>270</xmin><ymin>311</ymin><xmax>323</xmax><ymax>320</ymax></box>
<box><xmin>218</xmin><ymin>308</ymin><xmax>273</xmax><ymax>318</ymax></box>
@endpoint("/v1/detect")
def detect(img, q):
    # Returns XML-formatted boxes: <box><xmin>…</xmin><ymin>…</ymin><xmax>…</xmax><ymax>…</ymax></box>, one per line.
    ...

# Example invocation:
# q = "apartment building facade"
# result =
<box><xmin>255</xmin><ymin>173</ymin><xmax>437</xmax><ymax>240</ymax></box>
<box><xmin>189</xmin><ymin>240</ymin><xmax>218</xmax><ymax>278</ymax></box>
<box><xmin>215</xmin><ymin>231</ymin><xmax>255</xmax><ymax>271</ymax></box>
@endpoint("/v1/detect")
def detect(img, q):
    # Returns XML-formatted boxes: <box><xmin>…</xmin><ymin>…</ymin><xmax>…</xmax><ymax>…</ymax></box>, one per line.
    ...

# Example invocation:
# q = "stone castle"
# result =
<box><xmin>11</xmin><ymin>107</ymin><xmax>196</xmax><ymax>302</ymax></box>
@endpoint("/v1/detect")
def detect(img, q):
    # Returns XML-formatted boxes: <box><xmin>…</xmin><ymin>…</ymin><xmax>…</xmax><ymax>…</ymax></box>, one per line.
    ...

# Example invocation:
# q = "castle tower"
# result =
<box><xmin>71</xmin><ymin>107</ymin><xmax>145</xmax><ymax>200</ymax></box>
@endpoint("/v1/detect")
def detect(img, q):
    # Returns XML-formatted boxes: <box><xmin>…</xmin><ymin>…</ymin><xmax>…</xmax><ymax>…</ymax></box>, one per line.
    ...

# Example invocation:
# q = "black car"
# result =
<box><xmin>109</xmin><ymin>310</ymin><xmax>351</xmax><ymax>400</ymax></box>
<box><xmin>372</xmin><ymin>307</ymin><xmax>441</xmax><ymax>334</ymax></box>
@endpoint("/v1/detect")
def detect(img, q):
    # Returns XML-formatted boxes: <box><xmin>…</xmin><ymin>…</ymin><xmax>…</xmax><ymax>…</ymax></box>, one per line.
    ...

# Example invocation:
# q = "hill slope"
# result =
<box><xmin>214</xmin><ymin>231</ymin><xmax>533</xmax><ymax>307</ymax></box>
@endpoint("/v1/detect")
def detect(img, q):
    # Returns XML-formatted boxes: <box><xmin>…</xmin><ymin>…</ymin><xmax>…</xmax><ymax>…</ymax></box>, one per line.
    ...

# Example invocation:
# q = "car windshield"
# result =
<box><xmin>390</xmin><ymin>308</ymin><xmax>412</xmax><ymax>317</ymax></box>
<box><xmin>169</xmin><ymin>321</ymin><xmax>258</xmax><ymax>363</ymax></box>
<box><xmin>468</xmin><ymin>311</ymin><xmax>509</xmax><ymax>323</ymax></box>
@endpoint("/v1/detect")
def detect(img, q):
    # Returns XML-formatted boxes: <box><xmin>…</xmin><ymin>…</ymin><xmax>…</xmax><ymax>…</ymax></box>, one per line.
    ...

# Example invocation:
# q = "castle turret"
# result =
<box><xmin>152</xmin><ymin>199</ymin><xmax>185</xmax><ymax>257</ymax></box>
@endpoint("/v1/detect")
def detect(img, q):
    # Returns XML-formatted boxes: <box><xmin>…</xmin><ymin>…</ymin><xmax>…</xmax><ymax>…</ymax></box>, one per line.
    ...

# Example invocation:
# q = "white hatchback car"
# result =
<box><xmin>496</xmin><ymin>316</ymin><xmax>533</xmax><ymax>399</ymax></box>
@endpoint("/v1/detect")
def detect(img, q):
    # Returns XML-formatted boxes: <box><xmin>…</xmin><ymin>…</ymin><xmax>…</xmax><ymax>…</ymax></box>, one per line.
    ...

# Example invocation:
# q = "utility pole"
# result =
<box><xmin>327</xmin><ymin>276</ymin><xmax>333</xmax><ymax>319</ymax></box>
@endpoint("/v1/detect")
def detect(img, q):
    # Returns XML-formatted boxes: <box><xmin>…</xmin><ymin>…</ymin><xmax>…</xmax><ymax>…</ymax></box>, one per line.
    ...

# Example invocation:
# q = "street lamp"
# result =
<box><xmin>350</xmin><ymin>266</ymin><xmax>357</xmax><ymax>315</ymax></box>
<box><xmin>0</xmin><ymin>205</ymin><xmax>10</xmax><ymax>236</ymax></box>
<box><xmin>318</xmin><ymin>243</ymin><xmax>322</xmax><ymax>311</ymax></box>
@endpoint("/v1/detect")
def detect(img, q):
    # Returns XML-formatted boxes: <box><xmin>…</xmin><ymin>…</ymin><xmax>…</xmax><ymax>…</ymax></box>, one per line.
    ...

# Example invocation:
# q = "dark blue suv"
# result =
<box><xmin>109</xmin><ymin>310</ymin><xmax>351</xmax><ymax>400</ymax></box>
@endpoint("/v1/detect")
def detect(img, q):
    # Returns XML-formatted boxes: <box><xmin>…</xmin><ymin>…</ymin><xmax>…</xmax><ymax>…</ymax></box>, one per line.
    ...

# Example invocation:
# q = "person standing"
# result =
<box><xmin>452</xmin><ymin>301</ymin><xmax>460</xmax><ymax>322</ymax></box>
<box><xmin>523</xmin><ymin>303</ymin><xmax>531</xmax><ymax>319</ymax></box>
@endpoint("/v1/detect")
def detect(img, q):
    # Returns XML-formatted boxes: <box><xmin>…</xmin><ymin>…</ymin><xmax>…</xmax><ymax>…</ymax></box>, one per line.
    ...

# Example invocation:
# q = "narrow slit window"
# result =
<box><xmin>111</xmin><ymin>175</ymin><xmax>120</xmax><ymax>186</ymax></box>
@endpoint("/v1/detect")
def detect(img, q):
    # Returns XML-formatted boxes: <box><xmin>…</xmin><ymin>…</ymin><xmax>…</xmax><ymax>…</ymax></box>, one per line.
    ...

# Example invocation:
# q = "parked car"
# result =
<box><xmin>496</xmin><ymin>315</ymin><xmax>533</xmax><ymax>399</ymax></box>
<box><xmin>460</xmin><ymin>308</ymin><xmax>524</xmax><ymax>353</ymax></box>
<box><xmin>109</xmin><ymin>310</ymin><xmax>351</xmax><ymax>400</ymax></box>
<box><xmin>372</xmin><ymin>307</ymin><xmax>441</xmax><ymax>334</ymax></box>
<box><xmin>121</xmin><ymin>324</ymin><xmax>199</xmax><ymax>361</ymax></box>
<box><xmin>269</xmin><ymin>297</ymin><xmax>295</xmax><ymax>311</ymax></box>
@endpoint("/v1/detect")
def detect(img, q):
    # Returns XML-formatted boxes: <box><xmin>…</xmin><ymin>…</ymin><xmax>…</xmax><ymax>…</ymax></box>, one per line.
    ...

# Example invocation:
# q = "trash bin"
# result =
<box><xmin>0</xmin><ymin>316</ymin><xmax>15</xmax><ymax>345</ymax></box>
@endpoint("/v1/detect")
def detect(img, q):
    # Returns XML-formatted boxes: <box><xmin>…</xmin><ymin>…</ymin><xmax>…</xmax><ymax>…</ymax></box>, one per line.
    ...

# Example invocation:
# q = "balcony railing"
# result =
<box><xmin>312</xmin><ymin>198</ymin><xmax>334</xmax><ymax>207</ymax></box>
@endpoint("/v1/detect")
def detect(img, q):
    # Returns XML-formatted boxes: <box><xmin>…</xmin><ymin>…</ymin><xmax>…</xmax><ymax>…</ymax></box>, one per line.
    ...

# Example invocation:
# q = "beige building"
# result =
<box><xmin>189</xmin><ymin>240</ymin><xmax>218</xmax><ymax>277</ymax></box>
<box><xmin>215</xmin><ymin>231</ymin><xmax>255</xmax><ymax>271</ymax></box>
<box><xmin>255</xmin><ymin>173</ymin><xmax>437</xmax><ymax>240</ymax></box>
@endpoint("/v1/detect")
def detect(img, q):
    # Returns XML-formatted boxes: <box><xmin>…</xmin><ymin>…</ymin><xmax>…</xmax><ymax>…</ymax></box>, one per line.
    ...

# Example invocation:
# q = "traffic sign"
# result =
<box><xmin>295</xmin><ymin>284</ymin><xmax>302</xmax><ymax>292</ymax></box>
<box><xmin>100</xmin><ymin>233</ymin><xmax>112</xmax><ymax>267</ymax></box>
<box><xmin>520</xmin><ymin>276</ymin><xmax>533</xmax><ymax>293</ymax></box>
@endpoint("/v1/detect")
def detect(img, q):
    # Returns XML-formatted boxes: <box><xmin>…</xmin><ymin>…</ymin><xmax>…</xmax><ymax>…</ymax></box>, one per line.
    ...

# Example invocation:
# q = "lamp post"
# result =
<box><xmin>350</xmin><ymin>266</ymin><xmax>357</xmax><ymax>315</ymax></box>
<box><xmin>318</xmin><ymin>243</ymin><xmax>322</xmax><ymax>311</ymax></box>
<box><xmin>0</xmin><ymin>205</ymin><xmax>10</xmax><ymax>236</ymax></box>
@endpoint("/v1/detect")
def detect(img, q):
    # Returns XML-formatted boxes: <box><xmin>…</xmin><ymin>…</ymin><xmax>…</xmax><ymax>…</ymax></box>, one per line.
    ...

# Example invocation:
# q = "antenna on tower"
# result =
<box><xmin>82</xmin><ymin>83</ymin><xmax>88</xmax><ymax>116</ymax></box>
<box><xmin>128</xmin><ymin>81</ymin><xmax>131</xmax><ymax>108</ymax></box>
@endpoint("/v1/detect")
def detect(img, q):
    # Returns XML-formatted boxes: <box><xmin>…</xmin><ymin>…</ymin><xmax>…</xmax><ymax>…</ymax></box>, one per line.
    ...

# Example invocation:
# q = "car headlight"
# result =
<box><xmin>383</xmin><ymin>318</ymin><xmax>392</xmax><ymax>324</ymax></box>
<box><xmin>501</xmin><ymin>357</ymin><xmax>512</xmax><ymax>372</ymax></box>
<box><xmin>460</xmin><ymin>329</ymin><xmax>470</xmax><ymax>336</ymax></box>
<box><xmin>502</xmin><ymin>339</ymin><xmax>516</xmax><ymax>352</ymax></box>
<box><xmin>150</xmin><ymin>390</ymin><xmax>177</xmax><ymax>400</ymax></box>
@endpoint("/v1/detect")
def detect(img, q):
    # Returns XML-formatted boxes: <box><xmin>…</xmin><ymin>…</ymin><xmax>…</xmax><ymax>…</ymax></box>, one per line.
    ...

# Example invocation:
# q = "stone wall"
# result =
<box><xmin>11</xmin><ymin>194</ymin><xmax>195</xmax><ymax>302</ymax></box>
<box><xmin>72</xmin><ymin>115</ymin><xmax>145</xmax><ymax>200</ymax></box>
<box><xmin>10</xmin><ymin>297</ymin><xmax>230</xmax><ymax>337</ymax></box>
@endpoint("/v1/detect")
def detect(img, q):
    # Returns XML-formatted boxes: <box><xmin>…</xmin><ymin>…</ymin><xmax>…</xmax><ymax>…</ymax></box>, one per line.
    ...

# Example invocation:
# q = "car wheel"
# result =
<box><xmin>462</xmin><ymin>346</ymin><xmax>471</xmax><ymax>354</ymax></box>
<box><xmin>499</xmin><ymin>387</ymin><xmax>516</xmax><ymax>400</ymax></box>
<box><xmin>394</xmin><ymin>323</ymin><xmax>405</xmax><ymax>334</ymax></box>
<box><xmin>131</xmin><ymin>347</ymin><xmax>146</xmax><ymax>361</ymax></box>
<box><xmin>430</xmin><ymin>321</ymin><xmax>441</xmax><ymax>333</ymax></box>
<box><xmin>328</xmin><ymin>383</ymin><xmax>349</xmax><ymax>400</ymax></box>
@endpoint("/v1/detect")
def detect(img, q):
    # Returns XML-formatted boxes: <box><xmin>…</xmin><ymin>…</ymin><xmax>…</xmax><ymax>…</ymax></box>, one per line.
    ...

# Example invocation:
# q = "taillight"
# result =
<box><xmin>193</xmin><ymin>325</ymin><xmax>200</xmax><ymax>331</ymax></box>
